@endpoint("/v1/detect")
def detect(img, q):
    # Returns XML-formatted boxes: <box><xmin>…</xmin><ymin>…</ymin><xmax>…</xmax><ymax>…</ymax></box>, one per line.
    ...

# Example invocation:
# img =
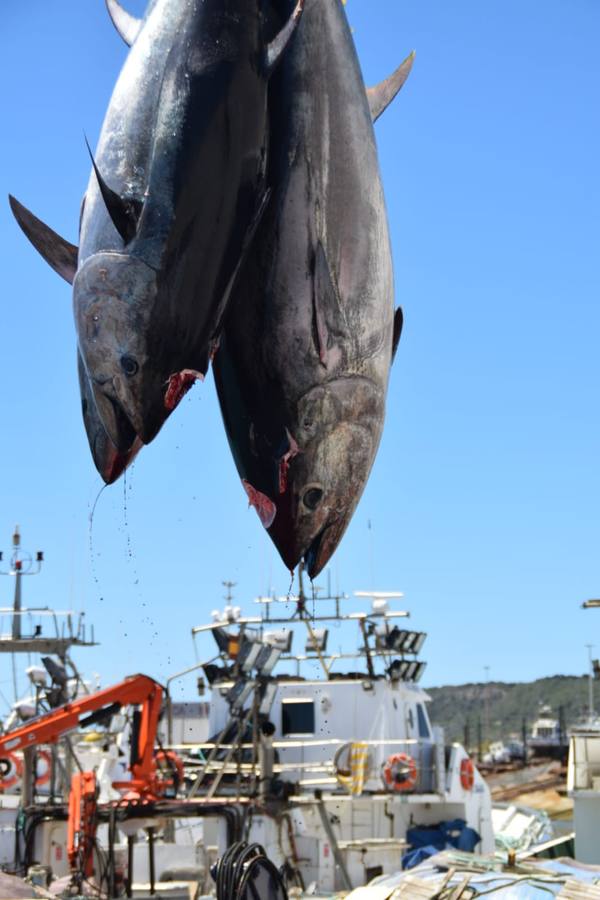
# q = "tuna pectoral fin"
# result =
<box><xmin>85</xmin><ymin>137</ymin><xmax>142</xmax><ymax>245</ymax></box>
<box><xmin>105</xmin><ymin>0</ymin><xmax>142</xmax><ymax>47</ymax></box>
<box><xmin>392</xmin><ymin>306</ymin><xmax>403</xmax><ymax>363</ymax></box>
<box><xmin>367</xmin><ymin>51</ymin><xmax>415</xmax><ymax>123</ymax></box>
<box><xmin>8</xmin><ymin>195</ymin><xmax>78</xmax><ymax>284</ymax></box>
<box><xmin>264</xmin><ymin>0</ymin><xmax>304</xmax><ymax>73</ymax></box>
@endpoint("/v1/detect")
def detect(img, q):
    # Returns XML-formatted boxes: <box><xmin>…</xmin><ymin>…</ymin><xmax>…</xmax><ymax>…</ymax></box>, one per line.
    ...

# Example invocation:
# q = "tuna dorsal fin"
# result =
<box><xmin>265</xmin><ymin>0</ymin><xmax>304</xmax><ymax>73</ymax></box>
<box><xmin>85</xmin><ymin>137</ymin><xmax>142</xmax><ymax>245</ymax></box>
<box><xmin>367</xmin><ymin>51</ymin><xmax>415</xmax><ymax>123</ymax></box>
<box><xmin>105</xmin><ymin>0</ymin><xmax>142</xmax><ymax>46</ymax></box>
<box><xmin>392</xmin><ymin>307</ymin><xmax>403</xmax><ymax>362</ymax></box>
<box><xmin>8</xmin><ymin>195</ymin><xmax>78</xmax><ymax>284</ymax></box>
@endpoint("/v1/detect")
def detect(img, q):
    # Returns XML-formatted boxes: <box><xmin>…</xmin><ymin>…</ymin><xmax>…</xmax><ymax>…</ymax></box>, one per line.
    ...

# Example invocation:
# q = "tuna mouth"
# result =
<box><xmin>92</xmin><ymin>384</ymin><xmax>138</xmax><ymax>454</ymax></box>
<box><xmin>93</xmin><ymin>435</ymin><xmax>142</xmax><ymax>485</ymax></box>
<box><xmin>303</xmin><ymin>523</ymin><xmax>333</xmax><ymax>579</ymax></box>
<box><xmin>164</xmin><ymin>369</ymin><xmax>204</xmax><ymax>411</ymax></box>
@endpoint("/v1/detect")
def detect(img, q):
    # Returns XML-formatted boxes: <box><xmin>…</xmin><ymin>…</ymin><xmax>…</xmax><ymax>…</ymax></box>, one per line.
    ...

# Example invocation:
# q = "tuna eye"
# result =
<box><xmin>302</xmin><ymin>487</ymin><xmax>324</xmax><ymax>511</ymax></box>
<box><xmin>120</xmin><ymin>355</ymin><xmax>139</xmax><ymax>377</ymax></box>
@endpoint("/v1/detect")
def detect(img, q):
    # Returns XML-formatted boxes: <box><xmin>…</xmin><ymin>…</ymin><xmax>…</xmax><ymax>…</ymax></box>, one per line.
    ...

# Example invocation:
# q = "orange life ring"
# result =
<box><xmin>382</xmin><ymin>752</ymin><xmax>417</xmax><ymax>792</ymax></box>
<box><xmin>460</xmin><ymin>757</ymin><xmax>475</xmax><ymax>791</ymax></box>
<box><xmin>0</xmin><ymin>753</ymin><xmax>23</xmax><ymax>790</ymax></box>
<box><xmin>155</xmin><ymin>750</ymin><xmax>184</xmax><ymax>789</ymax></box>
<box><xmin>35</xmin><ymin>749</ymin><xmax>52</xmax><ymax>787</ymax></box>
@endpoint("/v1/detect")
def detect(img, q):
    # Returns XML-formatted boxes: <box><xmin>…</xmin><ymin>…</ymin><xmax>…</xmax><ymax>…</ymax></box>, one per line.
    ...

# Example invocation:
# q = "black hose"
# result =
<box><xmin>213</xmin><ymin>841</ymin><xmax>288</xmax><ymax>900</ymax></box>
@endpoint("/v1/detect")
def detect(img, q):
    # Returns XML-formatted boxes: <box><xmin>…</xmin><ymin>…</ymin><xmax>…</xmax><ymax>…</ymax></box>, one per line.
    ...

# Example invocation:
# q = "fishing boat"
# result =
<box><xmin>181</xmin><ymin>574</ymin><xmax>494</xmax><ymax>893</ymax></box>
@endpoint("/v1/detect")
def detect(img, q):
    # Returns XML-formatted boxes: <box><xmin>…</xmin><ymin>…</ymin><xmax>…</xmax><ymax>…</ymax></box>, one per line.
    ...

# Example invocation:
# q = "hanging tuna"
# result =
<box><xmin>213</xmin><ymin>0</ymin><xmax>412</xmax><ymax>577</ymax></box>
<box><xmin>10</xmin><ymin>0</ymin><xmax>303</xmax><ymax>476</ymax></box>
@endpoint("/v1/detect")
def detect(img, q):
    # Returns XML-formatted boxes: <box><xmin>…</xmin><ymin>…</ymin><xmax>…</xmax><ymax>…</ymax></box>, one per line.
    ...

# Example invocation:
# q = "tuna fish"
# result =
<box><xmin>10</xmin><ymin>0</ymin><xmax>303</xmax><ymax>457</ymax></box>
<box><xmin>213</xmin><ymin>0</ymin><xmax>411</xmax><ymax>577</ymax></box>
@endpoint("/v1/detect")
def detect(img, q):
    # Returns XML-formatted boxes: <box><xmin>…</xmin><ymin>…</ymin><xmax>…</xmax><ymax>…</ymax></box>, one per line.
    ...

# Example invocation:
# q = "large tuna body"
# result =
<box><xmin>214</xmin><ymin>0</ymin><xmax>401</xmax><ymax>577</ymax></box>
<box><xmin>75</xmin><ymin>0</ymin><xmax>276</xmax><ymax>452</ymax></box>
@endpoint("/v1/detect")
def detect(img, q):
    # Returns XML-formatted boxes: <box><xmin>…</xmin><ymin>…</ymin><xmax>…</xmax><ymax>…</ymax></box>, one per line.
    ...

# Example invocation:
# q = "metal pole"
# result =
<box><xmin>147</xmin><ymin>828</ymin><xmax>156</xmax><ymax>896</ymax></box>
<box><xmin>127</xmin><ymin>835</ymin><xmax>135</xmax><ymax>898</ymax></box>
<box><xmin>315</xmin><ymin>792</ymin><xmax>352</xmax><ymax>891</ymax></box>
<box><xmin>586</xmin><ymin>644</ymin><xmax>594</xmax><ymax>718</ymax></box>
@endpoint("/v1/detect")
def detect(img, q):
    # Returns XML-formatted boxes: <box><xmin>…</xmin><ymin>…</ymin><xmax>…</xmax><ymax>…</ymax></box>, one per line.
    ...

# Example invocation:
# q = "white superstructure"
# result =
<box><xmin>190</xmin><ymin>584</ymin><xmax>494</xmax><ymax>892</ymax></box>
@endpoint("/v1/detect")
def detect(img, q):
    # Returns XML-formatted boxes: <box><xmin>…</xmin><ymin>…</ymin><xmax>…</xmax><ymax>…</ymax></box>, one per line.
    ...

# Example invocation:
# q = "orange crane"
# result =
<box><xmin>0</xmin><ymin>673</ymin><xmax>178</xmax><ymax>883</ymax></box>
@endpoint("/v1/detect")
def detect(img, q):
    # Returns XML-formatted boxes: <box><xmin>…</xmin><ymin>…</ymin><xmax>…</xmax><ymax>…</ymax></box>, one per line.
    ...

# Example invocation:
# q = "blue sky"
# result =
<box><xmin>0</xmin><ymin>0</ymin><xmax>599</xmax><ymax>706</ymax></box>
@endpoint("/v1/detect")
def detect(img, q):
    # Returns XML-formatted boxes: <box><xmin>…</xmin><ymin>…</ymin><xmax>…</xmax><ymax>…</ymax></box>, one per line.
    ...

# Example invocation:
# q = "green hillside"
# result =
<box><xmin>425</xmin><ymin>675</ymin><xmax>593</xmax><ymax>745</ymax></box>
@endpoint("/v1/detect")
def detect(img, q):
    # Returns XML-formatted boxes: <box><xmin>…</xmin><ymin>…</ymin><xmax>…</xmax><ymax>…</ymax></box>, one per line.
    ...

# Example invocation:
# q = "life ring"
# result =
<box><xmin>334</xmin><ymin>742</ymin><xmax>370</xmax><ymax>795</ymax></box>
<box><xmin>35</xmin><ymin>750</ymin><xmax>52</xmax><ymax>787</ymax></box>
<box><xmin>155</xmin><ymin>750</ymin><xmax>184</xmax><ymax>791</ymax></box>
<box><xmin>0</xmin><ymin>753</ymin><xmax>23</xmax><ymax>790</ymax></box>
<box><xmin>382</xmin><ymin>753</ymin><xmax>417</xmax><ymax>792</ymax></box>
<box><xmin>460</xmin><ymin>757</ymin><xmax>475</xmax><ymax>791</ymax></box>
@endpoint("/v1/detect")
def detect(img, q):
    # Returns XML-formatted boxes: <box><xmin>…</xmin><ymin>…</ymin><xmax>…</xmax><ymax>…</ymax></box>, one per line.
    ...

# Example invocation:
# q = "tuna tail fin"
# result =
<box><xmin>8</xmin><ymin>195</ymin><xmax>78</xmax><ymax>284</ymax></box>
<box><xmin>367</xmin><ymin>51</ymin><xmax>415</xmax><ymax>123</ymax></box>
<box><xmin>391</xmin><ymin>307</ymin><xmax>403</xmax><ymax>363</ymax></box>
<box><xmin>85</xmin><ymin>137</ymin><xmax>142</xmax><ymax>245</ymax></box>
<box><xmin>105</xmin><ymin>0</ymin><xmax>142</xmax><ymax>46</ymax></box>
<box><xmin>264</xmin><ymin>0</ymin><xmax>304</xmax><ymax>74</ymax></box>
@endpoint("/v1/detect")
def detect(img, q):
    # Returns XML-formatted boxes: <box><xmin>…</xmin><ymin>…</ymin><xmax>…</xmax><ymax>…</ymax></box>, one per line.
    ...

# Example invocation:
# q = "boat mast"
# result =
<box><xmin>0</xmin><ymin>526</ymin><xmax>44</xmax><ymax>698</ymax></box>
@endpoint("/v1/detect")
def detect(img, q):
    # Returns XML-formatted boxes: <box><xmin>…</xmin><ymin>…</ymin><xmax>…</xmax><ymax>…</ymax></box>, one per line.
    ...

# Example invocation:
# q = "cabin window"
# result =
<box><xmin>417</xmin><ymin>704</ymin><xmax>431</xmax><ymax>739</ymax></box>
<box><xmin>281</xmin><ymin>699</ymin><xmax>315</xmax><ymax>735</ymax></box>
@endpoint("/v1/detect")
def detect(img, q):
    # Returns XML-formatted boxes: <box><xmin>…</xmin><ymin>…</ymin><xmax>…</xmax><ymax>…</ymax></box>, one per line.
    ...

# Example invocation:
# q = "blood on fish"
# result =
<box><xmin>164</xmin><ymin>369</ymin><xmax>204</xmax><ymax>411</ymax></box>
<box><xmin>278</xmin><ymin>429</ymin><xmax>301</xmax><ymax>494</ymax></box>
<box><xmin>242</xmin><ymin>480</ymin><xmax>277</xmax><ymax>529</ymax></box>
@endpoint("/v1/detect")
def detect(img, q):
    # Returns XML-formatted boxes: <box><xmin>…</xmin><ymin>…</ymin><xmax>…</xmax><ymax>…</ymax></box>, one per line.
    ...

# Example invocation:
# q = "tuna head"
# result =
<box><xmin>77</xmin><ymin>351</ymin><xmax>141</xmax><ymax>484</ymax></box>
<box><xmin>74</xmin><ymin>251</ymin><xmax>185</xmax><ymax>449</ymax></box>
<box><xmin>265</xmin><ymin>377</ymin><xmax>385</xmax><ymax>579</ymax></box>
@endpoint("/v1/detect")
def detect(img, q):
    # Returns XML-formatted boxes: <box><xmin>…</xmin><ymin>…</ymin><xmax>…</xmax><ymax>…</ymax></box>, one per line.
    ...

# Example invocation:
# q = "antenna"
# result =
<box><xmin>222</xmin><ymin>581</ymin><xmax>236</xmax><ymax>603</ymax></box>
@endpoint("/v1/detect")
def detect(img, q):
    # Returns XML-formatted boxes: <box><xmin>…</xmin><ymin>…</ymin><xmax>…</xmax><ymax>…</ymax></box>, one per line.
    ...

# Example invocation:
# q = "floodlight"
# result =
<box><xmin>238</xmin><ymin>639</ymin><xmax>263</xmax><ymax>673</ymax></box>
<box><xmin>594</xmin><ymin>659</ymin><xmax>600</xmax><ymax>680</ymax></box>
<box><xmin>385</xmin><ymin>628</ymin><xmax>412</xmax><ymax>653</ymax></box>
<box><xmin>227</xmin><ymin>680</ymin><xmax>256</xmax><ymax>711</ymax></box>
<box><xmin>404</xmin><ymin>632</ymin><xmax>427</xmax><ymax>655</ymax></box>
<box><xmin>42</xmin><ymin>656</ymin><xmax>68</xmax><ymax>687</ymax></box>
<box><xmin>255</xmin><ymin>644</ymin><xmax>281</xmax><ymax>676</ymax></box>
<box><xmin>264</xmin><ymin>630</ymin><xmax>293</xmax><ymax>653</ymax></box>
<box><xmin>404</xmin><ymin>661</ymin><xmax>419</xmax><ymax>681</ymax></box>
<box><xmin>387</xmin><ymin>659</ymin><xmax>410</xmax><ymax>681</ymax></box>
<box><xmin>258</xmin><ymin>682</ymin><xmax>278</xmax><ymax>716</ymax></box>
<box><xmin>305</xmin><ymin>629</ymin><xmax>328</xmax><ymax>654</ymax></box>
<box><xmin>411</xmin><ymin>661</ymin><xmax>427</xmax><ymax>682</ymax></box>
<box><xmin>14</xmin><ymin>700</ymin><xmax>36</xmax><ymax>721</ymax></box>
<box><xmin>26</xmin><ymin>666</ymin><xmax>47</xmax><ymax>687</ymax></box>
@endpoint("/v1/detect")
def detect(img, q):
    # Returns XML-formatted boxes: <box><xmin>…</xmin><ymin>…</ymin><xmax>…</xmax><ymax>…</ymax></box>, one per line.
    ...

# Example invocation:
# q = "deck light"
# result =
<box><xmin>259</xmin><ymin>682</ymin><xmax>278</xmax><ymax>715</ymax></box>
<box><xmin>238</xmin><ymin>639</ymin><xmax>263</xmax><ymax>673</ymax></box>
<box><xmin>227</xmin><ymin>679</ymin><xmax>255</xmax><ymax>710</ymax></box>
<box><xmin>404</xmin><ymin>632</ymin><xmax>427</xmax><ymax>654</ymax></box>
<box><xmin>264</xmin><ymin>630</ymin><xmax>293</xmax><ymax>653</ymax></box>
<box><xmin>255</xmin><ymin>644</ymin><xmax>281</xmax><ymax>676</ymax></box>
<box><xmin>305</xmin><ymin>629</ymin><xmax>328</xmax><ymax>653</ymax></box>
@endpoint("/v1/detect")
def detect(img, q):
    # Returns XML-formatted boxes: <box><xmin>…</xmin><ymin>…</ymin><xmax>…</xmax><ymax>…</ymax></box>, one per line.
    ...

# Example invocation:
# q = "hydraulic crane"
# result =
<box><xmin>0</xmin><ymin>673</ymin><xmax>178</xmax><ymax>885</ymax></box>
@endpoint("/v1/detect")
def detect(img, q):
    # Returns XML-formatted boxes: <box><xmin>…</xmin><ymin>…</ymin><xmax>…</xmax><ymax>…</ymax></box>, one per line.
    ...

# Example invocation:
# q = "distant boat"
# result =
<box><xmin>528</xmin><ymin>705</ymin><xmax>568</xmax><ymax>760</ymax></box>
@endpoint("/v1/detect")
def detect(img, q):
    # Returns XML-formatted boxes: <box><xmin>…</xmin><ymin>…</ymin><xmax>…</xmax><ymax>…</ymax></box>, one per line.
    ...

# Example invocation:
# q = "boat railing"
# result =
<box><xmin>180</xmin><ymin>736</ymin><xmax>438</xmax><ymax>797</ymax></box>
<box><xmin>0</xmin><ymin>608</ymin><xmax>93</xmax><ymax>647</ymax></box>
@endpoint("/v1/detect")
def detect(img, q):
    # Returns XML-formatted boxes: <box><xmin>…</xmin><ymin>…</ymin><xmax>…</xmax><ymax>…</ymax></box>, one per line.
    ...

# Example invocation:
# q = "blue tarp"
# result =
<box><xmin>402</xmin><ymin>819</ymin><xmax>481</xmax><ymax>869</ymax></box>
